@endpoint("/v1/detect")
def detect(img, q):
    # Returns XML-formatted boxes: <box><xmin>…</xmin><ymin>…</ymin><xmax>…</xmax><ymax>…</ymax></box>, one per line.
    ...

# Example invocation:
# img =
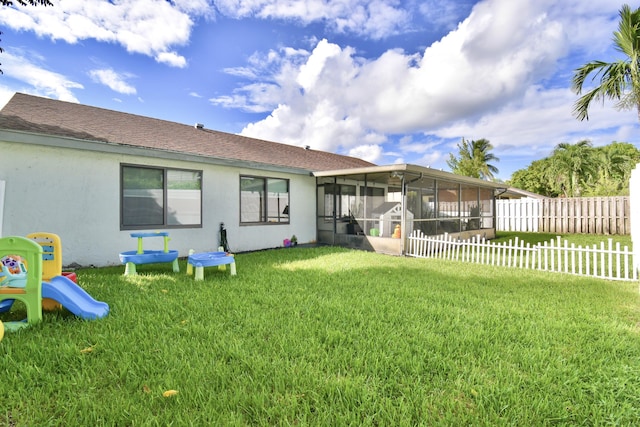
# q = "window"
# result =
<box><xmin>240</xmin><ymin>176</ymin><xmax>289</xmax><ymax>224</ymax></box>
<box><xmin>437</xmin><ymin>181</ymin><xmax>460</xmax><ymax>218</ymax></box>
<box><xmin>324</xmin><ymin>183</ymin><xmax>356</xmax><ymax>219</ymax></box>
<box><xmin>121</xmin><ymin>165</ymin><xmax>202</xmax><ymax>229</ymax></box>
<box><xmin>461</xmin><ymin>185</ymin><xmax>479</xmax><ymax>230</ymax></box>
<box><xmin>363</xmin><ymin>186</ymin><xmax>385</xmax><ymax>219</ymax></box>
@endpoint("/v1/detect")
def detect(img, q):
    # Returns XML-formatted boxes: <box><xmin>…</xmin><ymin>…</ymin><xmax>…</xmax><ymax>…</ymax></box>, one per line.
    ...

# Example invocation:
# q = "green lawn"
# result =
<box><xmin>492</xmin><ymin>231</ymin><xmax>633</xmax><ymax>248</ymax></box>
<box><xmin>2</xmin><ymin>245</ymin><xmax>640</xmax><ymax>425</ymax></box>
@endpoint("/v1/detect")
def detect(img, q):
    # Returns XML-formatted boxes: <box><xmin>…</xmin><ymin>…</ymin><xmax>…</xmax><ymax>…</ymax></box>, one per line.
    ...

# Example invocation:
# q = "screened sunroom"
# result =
<box><xmin>314</xmin><ymin>164</ymin><xmax>505</xmax><ymax>255</ymax></box>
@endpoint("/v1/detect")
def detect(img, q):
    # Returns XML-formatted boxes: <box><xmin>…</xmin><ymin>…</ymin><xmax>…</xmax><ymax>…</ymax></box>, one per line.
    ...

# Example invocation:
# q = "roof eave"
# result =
<box><xmin>314</xmin><ymin>163</ymin><xmax>506</xmax><ymax>188</ymax></box>
<box><xmin>0</xmin><ymin>128</ymin><xmax>315</xmax><ymax>176</ymax></box>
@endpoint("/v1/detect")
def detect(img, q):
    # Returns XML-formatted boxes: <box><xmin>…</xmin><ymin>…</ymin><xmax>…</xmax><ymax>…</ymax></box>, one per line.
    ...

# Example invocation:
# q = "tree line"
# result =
<box><xmin>447</xmin><ymin>137</ymin><xmax>640</xmax><ymax>197</ymax></box>
<box><xmin>508</xmin><ymin>141</ymin><xmax>640</xmax><ymax>197</ymax></box>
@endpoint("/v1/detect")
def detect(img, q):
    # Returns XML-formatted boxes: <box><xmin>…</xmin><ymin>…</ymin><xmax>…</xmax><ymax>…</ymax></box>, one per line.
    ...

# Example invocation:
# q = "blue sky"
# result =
<box><xmin>0</xmin><ymin>0</ymin><xmax>638</xmax><ymax>180</ymax></box>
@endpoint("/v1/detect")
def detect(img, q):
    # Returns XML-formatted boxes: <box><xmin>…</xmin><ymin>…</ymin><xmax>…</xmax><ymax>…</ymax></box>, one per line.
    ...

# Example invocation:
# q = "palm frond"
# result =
<box><xmin>572</xmin><ymin>61</ymin><xmax>632</xmax><ymax>120</ymax></box>
<box><xmin>572</xmin><ymin>5</ymin><xmax>640</xmax><ymax>122</ymax></box>
<box><xmin>613</xmin><ymin>4</ymin><xmax>640</xmax><ymax>56</ymax></box>
<box><xmin>572</xmin><ymin>61</ymin><xmax>610</xmax><ymax>93</ymax></box>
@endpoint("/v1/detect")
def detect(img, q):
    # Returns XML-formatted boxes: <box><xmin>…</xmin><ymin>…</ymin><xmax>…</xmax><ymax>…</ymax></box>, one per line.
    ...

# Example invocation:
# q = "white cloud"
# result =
<box><xmin>0</xmin><ymin>0</ymin><xmax>194</xmax><ymax>67</ymax></box>
<box><xmin>222</xmin><ymin>66</ymin><xmax>259</xmax><ymax>79</ymax></box>
<box><xmin>173</xmin><ymin>0</ymin><xmax>215</xmax><ymax>16</ymax></box>
<box><xmin>0</xmin><ymin>49</ymin><xmax>82</xmax><ymax>102</ymax></box>
<box><xmin>213</xmin><ymin>0</ymin><xmax>411</xmax><ymax>39</ymax></box>
<box><xmin>434</xmin><ymin>87</ymin><xmax>579</xmax><ymax>157</ymax></box>
<box><xmin>331</xmin><ymin>0</ymin><xmax>411</xmax><ymax>39</ymax></box>
<box><xmin>237</xmin><ymin>0</ymin><xmax>569</xmax><ymax>150</ymax></box>
<box><xmin>209</xmin><ymin>91</ymin><xmax>272</xmax><ymax>113</ymax></box>
<box><xmin>222</xmin><ymin>0</ymin><xmax>636</xmax><ymax>173</ymax></box>
<box><xmin>296</xmin><ymin>42</ymin><xmax>341</xmax><ymax>90</ymax></box>
<box><xmin>418</xmin><ymin>1</ymin><xmax>474</xmax><ymax>30</ymax></box>
<box><xmin>89</xmin><ymin>69</ymin><xmax>137</xmax><ymax>95</ymax></box>
<box><xmin>348</xmin><ymin>144</ymin><xmax>383</xmax><ymax>163</ymax></box>
<box><xmin>155</xmin><ymin>51</ymin><xmax>187</xmax><ymax>68</ymax></box>
<box><xmin>353</xmin><ymin>0</ymin><xmax>568</xmax><ymax>132</ymax></box>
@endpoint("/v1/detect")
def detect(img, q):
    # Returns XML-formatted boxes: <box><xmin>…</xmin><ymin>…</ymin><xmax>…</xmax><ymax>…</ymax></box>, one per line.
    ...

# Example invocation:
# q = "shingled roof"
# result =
<box><xmin>0</xmin><ymin>93</ymin><xmax>375</xmax><ymax>172</ymax></box>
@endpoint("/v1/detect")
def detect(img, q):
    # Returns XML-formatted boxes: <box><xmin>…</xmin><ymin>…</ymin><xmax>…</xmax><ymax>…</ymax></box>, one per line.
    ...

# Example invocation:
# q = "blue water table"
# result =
<box><xmin>187</xmin><ymin>251</ymin><xmax>236</xmax><ymax>281</ymax></box>
<box><xmin>119</xmin><ymin>232</ymin><xmax>179</xmax><ymax>276</ymax></box>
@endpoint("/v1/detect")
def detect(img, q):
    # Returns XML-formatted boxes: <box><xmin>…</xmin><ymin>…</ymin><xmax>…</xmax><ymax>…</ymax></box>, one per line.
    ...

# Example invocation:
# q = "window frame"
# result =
<box><xmin>120</xmin><ymin>164</ymin><xmax>203</xmax><ymax>230</ymax></box>
<box><xmin>239</xmin><ymin>175</ymin><xmax>290</xmax><ymax>225</ymax></box>
<box><xmin>323</xmin><ymin>183</ymin><xmax>357</xmax><ymax>221</ymax></box>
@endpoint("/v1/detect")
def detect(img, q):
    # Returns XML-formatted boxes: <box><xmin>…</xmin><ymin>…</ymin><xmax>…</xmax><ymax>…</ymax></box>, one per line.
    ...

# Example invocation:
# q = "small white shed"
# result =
<box><xmin>371</xmin><ymin>202</ymin><xmax>414</xmax><ymax>237</ymax></box>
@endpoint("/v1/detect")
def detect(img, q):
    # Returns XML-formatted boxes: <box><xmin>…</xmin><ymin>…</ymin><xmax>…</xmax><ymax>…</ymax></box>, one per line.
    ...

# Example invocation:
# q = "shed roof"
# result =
<box><xmin>0</xmin><ymin>93</ymin><xmax>374</xmax><ymax>172</ymax></box>
<box><xmin>498</xmin><ymin>187</ymin><xmax>547</xmax><ymax>199</ymax></box>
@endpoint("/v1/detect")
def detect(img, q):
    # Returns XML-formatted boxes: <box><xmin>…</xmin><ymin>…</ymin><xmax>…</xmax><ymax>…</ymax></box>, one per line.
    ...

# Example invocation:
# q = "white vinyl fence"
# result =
<box><xmin>406</xmin><ymin>230</ymin><xmax>637</xmax><ymax>282</ymax></box>
<box><xmin>496</xmin><ymin>198</ymin><xmax>539</xmax><ymax>232</ymax></box>
<box><xmin>631</xmin><ymin>164</ymin><xmax>640</xmax><ymax>275</ymax></box>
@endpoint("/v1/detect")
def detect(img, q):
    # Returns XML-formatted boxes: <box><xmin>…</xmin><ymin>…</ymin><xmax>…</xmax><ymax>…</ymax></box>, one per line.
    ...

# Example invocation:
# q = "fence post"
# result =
<box><xmin>630</xmin><ymin>164</ymin><xmax>640</xmax><ymax>279</ymax></box>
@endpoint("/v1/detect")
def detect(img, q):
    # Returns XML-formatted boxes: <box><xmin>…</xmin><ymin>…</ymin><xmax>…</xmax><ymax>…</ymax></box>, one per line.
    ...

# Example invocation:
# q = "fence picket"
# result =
<box><xmin>406</xmin><ymin>232</ymin><xmax>637</xmax><ymax>282</ymax></box>
<box><xmin>601</xmin><ymin>242</ymin><xmax>606</xmax><ymax>278</ymax></box>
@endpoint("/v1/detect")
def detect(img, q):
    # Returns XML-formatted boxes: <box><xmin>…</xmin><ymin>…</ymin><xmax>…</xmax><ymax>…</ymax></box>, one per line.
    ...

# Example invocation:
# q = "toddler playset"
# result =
<box><xmin>0</xmin><ymin>232</ymin><xmax>109</xmax><ymax>333</ymax></box>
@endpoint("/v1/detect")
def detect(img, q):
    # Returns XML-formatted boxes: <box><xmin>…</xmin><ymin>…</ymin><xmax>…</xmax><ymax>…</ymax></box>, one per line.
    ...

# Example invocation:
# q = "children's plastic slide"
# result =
<box><xmin>0</xmin><ymin>276</ymin><xmax>109</xmax><ymax>319</ymax></box>
<box><xmin>41</xmin><ymin>275</ymin><xmax>109</xmax><ymax>320</ymax></box>
<box><xmin>0</xmin><ymin>299</ymin><xmax>12</xmax><ymax>312</ymax></box>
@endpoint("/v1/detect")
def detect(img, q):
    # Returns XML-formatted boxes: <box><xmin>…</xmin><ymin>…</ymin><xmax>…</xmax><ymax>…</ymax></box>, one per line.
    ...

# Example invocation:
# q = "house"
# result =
<box><xmin>0</xmin><ymin>93</ymin><xmax>372</xmax><ymax>266</ymax></box>
<box><xmin>0</xmin><ymin>93</ymin><xmax>504</xmax><ymax>266</ymax></box>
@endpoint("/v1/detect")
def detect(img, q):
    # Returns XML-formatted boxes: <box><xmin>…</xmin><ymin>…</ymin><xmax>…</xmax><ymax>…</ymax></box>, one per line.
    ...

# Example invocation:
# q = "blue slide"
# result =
<box><xmin>42</xmin><ymin>276</ymin><xmax>110</xmax><ymax>320</ymax></box>
<box><xmin>0</xmin><ymin>299</ymin><xmax>13</xmax><ymax>313</ymax></box>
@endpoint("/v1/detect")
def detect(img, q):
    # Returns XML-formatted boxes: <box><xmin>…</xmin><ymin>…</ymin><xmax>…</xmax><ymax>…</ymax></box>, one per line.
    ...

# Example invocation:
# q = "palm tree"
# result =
<box><xmin>547</xmin><ymin>140</ymin><xmax>597</xmax><ymax>197</ymax></box>
<box><xmin>585</xmin><ymin>142</ymin><xmax>640</xmax><ymax>195</ymax></box>
<box><xmin>447</xmin><ymin>138</ymin><xmax>499</xmax><ymax>180</ymax></box>
<box><xmin>572</xmin><ymin>4</ymin><xmax>640</xmax><ymax>121</ymax></box>
<box><xmin>470</xmin><ymin>138</ymin><xmax>500</xmax><ymax>180</ymax></box>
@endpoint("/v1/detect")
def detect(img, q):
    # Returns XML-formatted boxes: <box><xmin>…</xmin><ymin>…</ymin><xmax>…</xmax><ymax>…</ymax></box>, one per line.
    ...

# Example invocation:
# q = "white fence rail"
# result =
<box><xmin>406</xmin><ymin>230</ymin><xmax>638</xmax><ymax>282</ymax></box>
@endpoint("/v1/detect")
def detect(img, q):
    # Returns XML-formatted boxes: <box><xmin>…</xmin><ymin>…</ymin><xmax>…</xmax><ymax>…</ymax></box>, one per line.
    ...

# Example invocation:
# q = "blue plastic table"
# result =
<box><xmin>187</xmin><ymin>252</ymin><xmax>236</xmax><ymax>280</ymax></box>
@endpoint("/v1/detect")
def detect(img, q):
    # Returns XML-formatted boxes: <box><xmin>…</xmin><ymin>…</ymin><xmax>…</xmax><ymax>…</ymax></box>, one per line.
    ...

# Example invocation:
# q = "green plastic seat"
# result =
<box><xmin>0</xmin><ymin>236</ymin><xmax>43</xmax><ymax>329</ymax></box>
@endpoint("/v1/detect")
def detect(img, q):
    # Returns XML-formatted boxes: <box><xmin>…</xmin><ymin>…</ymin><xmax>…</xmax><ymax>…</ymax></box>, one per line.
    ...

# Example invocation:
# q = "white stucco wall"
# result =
<box><xmin>0</xmin><ymin>136</ymin><xmax>317</xmax><ymax>267</ymax></box>
<box><xmin>0</xmin><ymin>179</ymin><xmax>5</xmax><ymax>237</ymax></box>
